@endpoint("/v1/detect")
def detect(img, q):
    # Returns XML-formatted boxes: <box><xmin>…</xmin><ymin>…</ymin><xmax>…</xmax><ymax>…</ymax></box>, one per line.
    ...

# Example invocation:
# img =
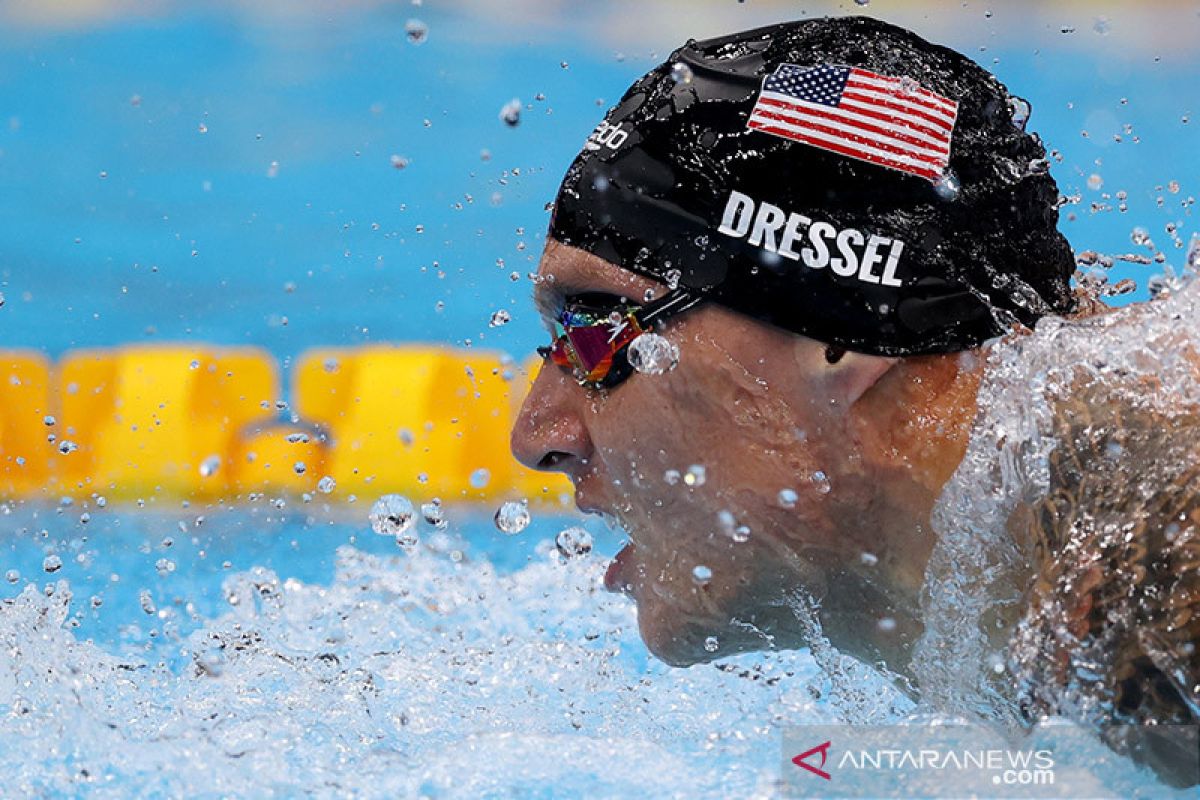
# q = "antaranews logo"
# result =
<box><xmin>791</xmin><ymin>740</ymin><xmax>832</xmax><ymax>781</ymax></box>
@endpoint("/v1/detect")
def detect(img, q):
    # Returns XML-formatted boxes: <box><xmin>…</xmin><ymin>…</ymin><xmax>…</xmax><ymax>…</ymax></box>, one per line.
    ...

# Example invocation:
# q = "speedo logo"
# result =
<box><xmin>717</xmin><ymin>190</ymin><xmax>906</xmax><ymax>287</ymax></box>
<box><xmin>584</xmin><ymin>120</ymin><xmax>631</xmax><ymax>152</ymax></box>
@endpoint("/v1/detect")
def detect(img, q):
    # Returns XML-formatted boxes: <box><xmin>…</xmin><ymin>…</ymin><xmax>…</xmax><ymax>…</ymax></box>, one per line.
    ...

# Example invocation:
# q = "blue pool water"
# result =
<box><xmin>0</xmin><ymin>2</ymin><xmax>1195</xmax><ymax>365</ymax></box>
<box><xmin>1</xmin><ymin>2</ymin><xmax>1198</xmax><ymax>797</ymax></box>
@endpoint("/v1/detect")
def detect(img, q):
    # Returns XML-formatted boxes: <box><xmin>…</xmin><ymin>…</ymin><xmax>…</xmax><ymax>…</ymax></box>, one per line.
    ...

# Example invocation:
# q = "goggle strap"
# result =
<box><xmin>634</xmin><ymin>288</ymin><xmax>705</xmax><ymax>328</ymax></box>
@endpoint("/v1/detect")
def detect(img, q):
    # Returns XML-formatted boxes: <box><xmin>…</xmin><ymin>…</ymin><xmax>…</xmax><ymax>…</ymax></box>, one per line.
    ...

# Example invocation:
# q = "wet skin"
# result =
<box><xmin>512</xmin><ymin>240</ymin><xmax>985</xmax><ymax>674</ymax></box>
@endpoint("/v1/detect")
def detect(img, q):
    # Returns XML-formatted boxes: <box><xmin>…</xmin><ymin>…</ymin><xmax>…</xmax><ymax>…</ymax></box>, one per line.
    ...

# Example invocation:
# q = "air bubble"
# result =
<box><xmin>670</xmin><ymin>62</ymin><xmax>694</xmax><ymax>85</ymax></box>
<box><xmin>421</xmin><ymin>499</ymin><xmax>446</xmax><ymax>529</ymax></box>
<box><xmin>199</xmin><ymin>455</ymin><xmax>220</xmax><ymax>477</ymax></box>
<box><xmin>1007</xmin><ymin>97</ymin><xmax>1031</xmax><ymax>130</ymax></box>
<box><xmin>555</xmin><ymin>527</ymin><xmax>593</xmax><ymax>558</ymax></box>
<box><xmin>494</xmin><ymin>500</ymin><xmax>530</xmax><ymax>535</ymax></box>
<box><xmin>404</xmin><ymin>18</ymin><xmax>428</xmax><ymax>45</ymax></box>
<box><xmin>933</xmin><ymin>172</ymin><xmax>960</xmax><ymax>202</ymax></box>
<box><xmin>470</xmin><ymin>468</ymin><xmax>491</xmax><ymax>489</ymax></box>
<box><xmin>369</xmin><ymin>495</ymin><xmax>416</xmax><ymax>538</ymax></box>
<box><xmin>499</xmin><ymin>99</ymin><xmax>521</xmax><ymax>127</ymax></box>
<box><xmin>627</xmin><ymin>333</ymin><xmax>679</xmax><ymax>375</ymax></box>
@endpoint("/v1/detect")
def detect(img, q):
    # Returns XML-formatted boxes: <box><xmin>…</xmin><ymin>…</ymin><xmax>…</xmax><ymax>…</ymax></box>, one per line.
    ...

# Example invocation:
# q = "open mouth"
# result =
<box><xmin>603</xmin><ymin>541</ymin><xmax>636</xmax><ymax>594</ymax></box>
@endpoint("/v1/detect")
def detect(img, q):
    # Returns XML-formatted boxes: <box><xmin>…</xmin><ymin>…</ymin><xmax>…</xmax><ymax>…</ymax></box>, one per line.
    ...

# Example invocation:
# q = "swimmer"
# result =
<box><xmin>510</xmin><ymin>16</ymin><xmax>1198</xmax><ymax>783</ymax></box>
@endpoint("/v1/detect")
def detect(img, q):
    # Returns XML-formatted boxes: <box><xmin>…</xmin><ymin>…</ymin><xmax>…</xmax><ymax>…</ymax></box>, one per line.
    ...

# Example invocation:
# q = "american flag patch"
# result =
<box><xmin>746</xmin><ymin>63</ymin><xmax>959</xmax><ymax>182</ymax></box>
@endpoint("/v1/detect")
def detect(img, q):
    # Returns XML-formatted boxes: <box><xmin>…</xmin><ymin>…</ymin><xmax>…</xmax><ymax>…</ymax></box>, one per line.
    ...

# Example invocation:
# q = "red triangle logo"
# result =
<box><xmin>791</xmin><ymin>740</ymin><xmax>832</xmax><ymax>780</ymax></box>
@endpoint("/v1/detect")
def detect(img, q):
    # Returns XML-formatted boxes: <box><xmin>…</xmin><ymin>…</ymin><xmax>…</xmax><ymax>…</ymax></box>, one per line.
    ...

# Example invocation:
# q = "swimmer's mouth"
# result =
<box><xmin>604</xmin><ymin>542</ymin><xmax>636</xmax><ymax>595</ymax></box>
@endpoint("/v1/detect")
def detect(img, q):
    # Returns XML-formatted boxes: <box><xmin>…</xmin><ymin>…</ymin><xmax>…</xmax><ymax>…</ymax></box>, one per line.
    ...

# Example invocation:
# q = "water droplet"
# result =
<box><xmin>57</xmin><ymin>440</ymin><xmax>78</xmax><ymax>455</ymax></box>
<box><xmin>664</xmin><ymin>469</ymin><xmax>681</xmax><ymax>485</ymax></box>
<box><xmin>293</xmin><ymin>461</ymin><xmax>306</xmax><ymax>475</ymax></box>
<box><xmin>404</xmin><ymin>18</ymin><xmax>428</xmax><ymax>45</ymax></box>
<box><xmin>494</xmin><ymin>500</ymin><xmax>530</xmax><ymax>535</ymax></box>
<box><xmin>811</xmin><ymin>470</ymin><xmax>831</xmax><ymax>494</ymax></box>
<box><xmin>317</xmin><ymin>476</ymin><xmax>336</xmax><ymax>494</ymax></box>
<box><xmin>1059</xmin><ymin>25</ymin><xmax>1076</xmax><ymax>35</ymax></box>
<box><xmin>43</xmin><ymin>415</ymin><xmax>55</xmax><ymax>426</ymax></box>
<box><xmin>555</xmin><ymin>527</ymin><xmax>593</xmax><ymax>558</ymax></box>
<box><xmin>669</xmin><ymin>62</ymin><xmax>694</xmax><ymax>85</ymax></box>
<box><xmin>469</xmin><ymin>468</ymin><xmax>491</xmax><ymax>489</ymax></box>
<box><xmin>43</xmin><ymin>554</ymin><xmax>62</xmax><ymax>573</ymax></box>
<box><xmin>139</xmin><ymin>589</ymin><xmax>156</xmax><ymax>615</ymax></box>
<box><xmin>877</xmin><ymin>617</ymin><xmax>897</xmax><ymax>633</ymax></box>
<box><xmin>199</xmin><ymin>455</ymin><xmax>220</xmax><ymax>477</ymax></box>
<box><xmin>421</xmin><ymin>498</ymin><xmax>446</xmax><ymax>529</ymax></box>
<box><xmin>1093</xmin><ymin>16</ymin><xmax>1111</xmax><ymax>35</ymax></box>
<box><xmin>1087</xmin><ymin>173</ymin><xmax>1103</xmax><ymax>191</ymax></box>
<box><xmin>691</xmin><ymin>564</ymin><xmax>713</xmax><ymax>585</ymax></box>
<box><xmin>664</xmin><ymin>268</ymin><xmax>682</xmax><ymax>290</ymax></box>
<box><xmin>627</xmin><ymin>333</ymin><xmax>679</xmax><ymax>375</ymax></box>
<box><xmin>683</xmin><ymin>464</ymin><xmax>706</xmax><ymax>486</ymax></box>
<box><xmin>369</xmin><ymin>494</ymin><xmax>416</xmax><ymax>538</ymax></box>
<box><xmin>704</xmin><ymin>636</ymin><xmax>719</xmax><ymax>653</ymax></box>
<box><xmin>1131</xmin><ymin>227</ymin><xmax>1152</xmax><ymax>246</ymax></box>
<box><xmin>860</xmin><ymin>552</ymin><xmax>879</xmax><ymax>567</ymax></box>
<box><xmin>499</xmin><ymin>98</ymin><xmax>521</xmax><ymax>127</ymax></box>
<box><xmin>285</xmin><ymin>432</ymin><xmax>310</xmax><ymax>444</ymax></box>
<box><xmin>777</xmin><ymin>488</ymin><xmax>798</xmax><ymax>508</ymax></box>
<box><xmin>853</xmin><ymin>0</ymin><xmax>870</xmax><ymax>5</ymax></box>
<box><xmin>489</xmin><ymin>309</ymin><xmax>511</xmax><ymax>327</ymax></box>
<box><xmin>1008</xmin><ymin>97</ymin><xmax>1031</xmax><ymax>130</ymax></box>
<box><xmin>933</xmin><ymin>172</ymin><xmax>960</xmax><ymax>202</ymax></box>
<box><xmin>1186</xmin><ymin>235</ymin><xmax>1200</xmax><ymax>274</ymax></box>
<box><xmin>197</xmin><ymin>122</ymin><xmax>208</xmax><ymax>134</ymax></box>
<box><xmin>390</xmin><ymin>154</ymin><xmax>410</xmax><ymax>170</ymax></box>
<box><xmin>155</xmin><ymin>558</ymin><xmax>175</xmax><ymax>576</ymax></box>
<box><xmin>5</xmin><ymin>569</ymin><xmax>18</xmax><ymax>583</ymax></box>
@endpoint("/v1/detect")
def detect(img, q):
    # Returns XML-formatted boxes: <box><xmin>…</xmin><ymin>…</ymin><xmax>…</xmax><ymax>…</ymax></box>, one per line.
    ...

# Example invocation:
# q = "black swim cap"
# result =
<box><xmin>549</xmin><ymin>16</ymin><xmax>1076</xmax><ymax>356</ymax></box>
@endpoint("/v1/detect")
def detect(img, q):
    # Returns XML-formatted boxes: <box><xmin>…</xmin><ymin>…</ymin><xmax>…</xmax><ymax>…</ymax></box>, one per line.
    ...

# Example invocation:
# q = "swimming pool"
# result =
<box><xmin>1</xmin><ymin>1</ymin><xmax>1198</xmax><ymax>796</ymax></box>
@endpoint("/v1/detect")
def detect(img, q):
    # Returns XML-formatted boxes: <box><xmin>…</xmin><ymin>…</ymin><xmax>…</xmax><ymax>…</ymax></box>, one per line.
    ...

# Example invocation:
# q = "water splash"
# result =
<box><xmin>0</xmin><ymin>542</ymin><xmax>831</xmax><ymax>798</ymax></box>
<box><xmin>914</xmin><ymin>278</ymin><xmax>1200</xmax><ymax>730</ymax></box>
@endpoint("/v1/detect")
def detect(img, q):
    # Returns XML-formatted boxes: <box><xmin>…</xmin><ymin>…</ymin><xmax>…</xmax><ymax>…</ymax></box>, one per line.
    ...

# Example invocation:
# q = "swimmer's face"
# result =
<box><xmin>512</xmin><ymin>241</ymin><xmax>920</xmax><ymax>666</ymax></box>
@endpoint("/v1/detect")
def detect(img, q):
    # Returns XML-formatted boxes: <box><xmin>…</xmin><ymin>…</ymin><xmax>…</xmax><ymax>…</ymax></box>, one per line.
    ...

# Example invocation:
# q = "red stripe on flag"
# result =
<box><xmin>749</xmin><ymin>105</ymin><xmax>949</xmax><ymax>158</ymax></box>
<box><xmin>838</xmin><ymin>90</ymin><xmax>957</xmax><ymax>131</ymax></box>
<box><xmin>757</xmin><ymin>95</ymin><xmax>951</xmax><ymax>144</ymax></box>
<box><xmin>846</xmin><ymin>70</ymin><xmax>958</xmax><ymax>116</ymax></box>
<box><xmin>747</xmin><ymin>120</ymin><xmax>942</xmax><ymax>181</ymax></box>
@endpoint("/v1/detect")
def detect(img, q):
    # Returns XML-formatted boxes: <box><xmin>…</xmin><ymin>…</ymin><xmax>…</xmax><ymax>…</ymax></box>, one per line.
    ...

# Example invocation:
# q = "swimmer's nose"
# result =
<box><xmin>511</xmin><ymin>360</ymin><xmax>593</xmax><ymax>478</ymax></box>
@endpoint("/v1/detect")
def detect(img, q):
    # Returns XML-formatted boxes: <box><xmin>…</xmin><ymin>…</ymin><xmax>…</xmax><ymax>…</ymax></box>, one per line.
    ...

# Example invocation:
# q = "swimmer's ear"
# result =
<box><xmin>823</xmin><ymin>349</ymin><xmax>898</xmax><ymax>407</ymax></box>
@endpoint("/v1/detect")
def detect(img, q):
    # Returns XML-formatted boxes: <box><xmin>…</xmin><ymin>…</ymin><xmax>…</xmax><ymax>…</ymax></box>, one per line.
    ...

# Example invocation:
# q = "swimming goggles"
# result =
<box><xmin>537</xmin><ymin>288</ymin><xmax>704</xmax><ymax>390</ymax></box>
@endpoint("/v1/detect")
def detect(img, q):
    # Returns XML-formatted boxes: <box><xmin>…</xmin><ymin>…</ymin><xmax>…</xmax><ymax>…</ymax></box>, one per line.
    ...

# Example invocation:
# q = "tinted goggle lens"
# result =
<box><xmin>537</xmin><ymin>289</ymin><xmax>704</xmax><ymax>389</ymax></box>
